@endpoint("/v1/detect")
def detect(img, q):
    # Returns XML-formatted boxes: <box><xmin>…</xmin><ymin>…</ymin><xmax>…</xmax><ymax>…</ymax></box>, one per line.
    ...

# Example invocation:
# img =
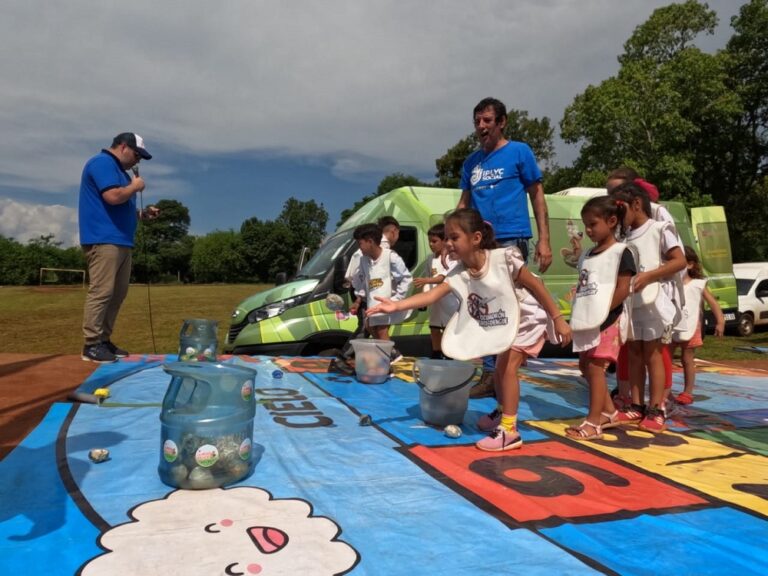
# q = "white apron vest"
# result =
<box><xmin>675</xmin><ymin>278</ymin><xmax>706</xmax><ymax>341</ymax></box>
<box><xmin>627</xmin><ymin>220</ymin><xmax>668</xmax><ymax>308</ymax></box>
<box><xmin>441</xmin><ymin>249</ymin><xmax>520</xmax><ymax>361</ymax></box>
<box><xmin>365</xmin><ymin>248</ymin><xmax>409</xmax><ymax>325</ymax></box>
<box><xmin>424</xmin><ymin>256</ymin><xmax>459</xmax><ymax>327</ymax></box>
<box><xmin>570</xmin><ymin>243</ymin><xmax>626</xmax><ymax>331</ymax></box>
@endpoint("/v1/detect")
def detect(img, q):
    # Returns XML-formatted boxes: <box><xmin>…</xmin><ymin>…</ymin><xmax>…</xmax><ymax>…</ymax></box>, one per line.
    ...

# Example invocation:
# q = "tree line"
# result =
<box><xmin>2</xmin><ymin>0</ymin><xmax>766</xmax><ymax>286</ymax></box>
<box><xmin>0</xmin><ymin>197</ymin><xmax>328</xmax><ymax>286</ymax></box>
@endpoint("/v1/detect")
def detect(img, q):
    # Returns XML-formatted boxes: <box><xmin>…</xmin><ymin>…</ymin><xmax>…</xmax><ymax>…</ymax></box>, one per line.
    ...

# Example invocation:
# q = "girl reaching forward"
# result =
<box><xmin>367</xmin><ymin>208</ymin><xmax>571</xmax><ymax>451</ymax></box>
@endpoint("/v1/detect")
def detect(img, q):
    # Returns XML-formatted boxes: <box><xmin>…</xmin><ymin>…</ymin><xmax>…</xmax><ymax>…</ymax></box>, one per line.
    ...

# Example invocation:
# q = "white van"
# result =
<box><xmin>733</xmin><ymin>262</ymin><xmax>768</xmax><ymax>336</ymax></box>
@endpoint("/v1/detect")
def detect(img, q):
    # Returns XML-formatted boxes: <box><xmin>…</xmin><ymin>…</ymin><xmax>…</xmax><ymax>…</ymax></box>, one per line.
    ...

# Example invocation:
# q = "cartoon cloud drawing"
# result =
<box><xmin>79</xmin><ymin>487</ymin><xmax>359</xmax><ymax>575</ymax></box>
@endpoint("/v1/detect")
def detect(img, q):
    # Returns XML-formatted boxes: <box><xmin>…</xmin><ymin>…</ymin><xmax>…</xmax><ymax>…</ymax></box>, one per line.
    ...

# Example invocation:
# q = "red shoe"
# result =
<box><xmin>638</xmin><ymin>407</ymin><xmax>666</xmax><ymax>433</ymax></box>
<box><xmin>675</xmin><ymin>392</ymin><xmax>694</xmax><ymax>405</ymax></box>
<box><xmin>615</xmin><ymin>404</ymin><xmax>645</xmax><ymax>423</ymax></box>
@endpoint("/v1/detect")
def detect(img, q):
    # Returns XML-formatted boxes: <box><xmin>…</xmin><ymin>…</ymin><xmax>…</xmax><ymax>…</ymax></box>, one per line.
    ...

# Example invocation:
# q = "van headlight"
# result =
<box><xmin>246</xmin><ymin>294</ymin><xmax>309</xmax><ymax>324</ymax></box>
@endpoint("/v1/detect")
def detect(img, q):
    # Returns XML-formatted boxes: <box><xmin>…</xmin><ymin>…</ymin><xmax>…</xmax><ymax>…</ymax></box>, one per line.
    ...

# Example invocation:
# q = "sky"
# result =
<box><xmin>0</xmin><ymin>0</ymin><xmax>742</xmax><ymax>247</ymax></box>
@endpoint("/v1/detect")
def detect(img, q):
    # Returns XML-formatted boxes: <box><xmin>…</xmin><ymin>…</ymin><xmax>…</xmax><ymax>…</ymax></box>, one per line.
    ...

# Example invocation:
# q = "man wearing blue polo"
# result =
<box><xmin>458</xmin><ymin>97</ymin><xmax>552</xmax><ymax>397</ymax></box>
<box><xmin>79</xmin><ymin>133</ymin><xmax>157</xmax><ymax>363</ymax></box>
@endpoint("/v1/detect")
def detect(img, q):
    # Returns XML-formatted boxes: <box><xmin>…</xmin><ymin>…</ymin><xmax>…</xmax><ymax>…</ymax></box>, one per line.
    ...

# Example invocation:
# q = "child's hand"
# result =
<box><xmin>366</xmin><ymin>296</ymin><xmax>397</xmax><ymax>316</ymax></box>
<box><xmin>632</xmin><ymin>271</ymin><xmax>653</xmax><ymax>293</ymax></box>
<box><xmin>413</xmin><ymin>277</ymin><xmax>428</xmax><ymax>289</ymax></box>
<box><xmin>715</xmin><ymin>322</ymin><xmax>725</xmax><ymax>337</ymax></box>
<box><xmin>554</xmin><ymin>317</ymin><xmax>572</xmax><ymax>346</ymax></box>
<box><xmin>349</xmin><ymin>304</ymin><xmax>359</xmax><ymax>316</ymax></box>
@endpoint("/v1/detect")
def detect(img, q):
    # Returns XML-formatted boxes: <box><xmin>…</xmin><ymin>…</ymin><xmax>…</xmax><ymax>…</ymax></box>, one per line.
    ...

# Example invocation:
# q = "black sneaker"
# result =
<box><xmin>104</xmin><ymin>340</ymin><xmax>129</xmax><ymax>358</ymax></box>
<box><xmin>82</xmin><ymin>343</ymin><xmax>118</xmax><ymax>364</ymax></box>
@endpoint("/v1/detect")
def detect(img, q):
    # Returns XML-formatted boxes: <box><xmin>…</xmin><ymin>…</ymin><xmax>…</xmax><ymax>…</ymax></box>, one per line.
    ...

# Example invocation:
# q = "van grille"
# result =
<box><xmin>227</xmin><ymin>320</ymin><xmax>247</xmax><ymax>343</ymax></box>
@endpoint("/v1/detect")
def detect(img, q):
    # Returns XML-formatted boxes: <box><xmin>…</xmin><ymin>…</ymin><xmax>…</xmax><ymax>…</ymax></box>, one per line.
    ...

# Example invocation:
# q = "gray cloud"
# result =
<box><xmin>0</xmin><ymin>0</ymin><xmax>741</xmax><ymax>243</ymax></box>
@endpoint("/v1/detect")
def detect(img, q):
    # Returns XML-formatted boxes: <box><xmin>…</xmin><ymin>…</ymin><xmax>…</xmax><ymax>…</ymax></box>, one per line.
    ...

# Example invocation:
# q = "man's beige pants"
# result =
<box><xmin>82</xmin><ymin>244</ymin><xmax>132</xmax><ymax>346</ymax></box>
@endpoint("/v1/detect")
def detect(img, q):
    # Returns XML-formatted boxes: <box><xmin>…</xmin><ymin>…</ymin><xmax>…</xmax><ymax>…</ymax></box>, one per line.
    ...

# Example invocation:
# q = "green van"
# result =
<box><xmin>222</xmin><ymin>186</ymin><xmax>738</xmax><ymax>356</ymax></box>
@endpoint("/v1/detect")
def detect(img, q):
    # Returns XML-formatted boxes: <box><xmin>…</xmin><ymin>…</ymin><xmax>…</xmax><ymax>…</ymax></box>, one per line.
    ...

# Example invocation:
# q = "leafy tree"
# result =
<box><xmin>277</xmin><ymin>198</ymin><xmax>328</xmax><ymax>254</ymax></box>
<box><xmin>241</xmin><ymin>198</ymin><xmax>329</xmax><ymax>282</ymax></box>
<box><xmin>559</xmin><ymin>1</ymin><xmax>746</xmax><ymax>208</ymax></box>
<box><xmin>716</xmin><ymin>0</ymin><xmax>768</xmax><ymax>260</ymax></box>
<box><xmin>134</xmin><ymin>199</ymin><xmax>193</xmax><ymax>282</ymax></box>
<box><xmin>0</xmin><ymin>235</ymin><xmax>28</xmax><ymax>284</ymax></box>
<box><xmin>190</xmin><ymin>231</ymin><xmax>249</xmax><ymax>283</ymax></box>
<box><xmin>434</xmin><ymin>109</ymin><xmax>556</xmax><ymax>189</ymax></box>
<box><xmin>337</xmin><ymin>172</ymin><xmax>432</xmax><ymax>227</ymax></box>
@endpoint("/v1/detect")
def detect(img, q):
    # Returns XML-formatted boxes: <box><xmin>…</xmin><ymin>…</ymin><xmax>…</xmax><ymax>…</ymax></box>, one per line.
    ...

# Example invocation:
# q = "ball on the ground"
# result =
<box><xmin>443</xmin><ymin>424</ymin><xmax>462</xmax><ymax>438</ymax></box>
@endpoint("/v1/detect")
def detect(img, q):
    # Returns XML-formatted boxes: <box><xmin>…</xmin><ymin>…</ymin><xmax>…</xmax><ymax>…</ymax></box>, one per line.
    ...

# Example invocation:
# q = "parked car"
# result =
<box><xmin>733</xmin><ymin>262</ymin><xmax>768</xmax><ymax>336</ymax></box>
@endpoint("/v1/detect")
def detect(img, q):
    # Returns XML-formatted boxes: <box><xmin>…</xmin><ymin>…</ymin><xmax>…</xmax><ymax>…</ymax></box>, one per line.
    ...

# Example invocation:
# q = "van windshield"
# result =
<box><xmin>295</xmin><ymin>230</ymin><xmax>354</xmax><ymax>279</ymax></box>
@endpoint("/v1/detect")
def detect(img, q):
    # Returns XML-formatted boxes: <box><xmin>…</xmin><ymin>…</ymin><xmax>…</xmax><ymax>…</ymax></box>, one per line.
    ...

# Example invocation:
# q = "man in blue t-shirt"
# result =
<box><xmin>458</xmin><ymin>97</ymin><xmax>552</xmax><ymax>397</ymax></box>
<box><xmin>79</xmin><ymin>133</ymin><xmax>157</xmax><ymax>363</ymax></box>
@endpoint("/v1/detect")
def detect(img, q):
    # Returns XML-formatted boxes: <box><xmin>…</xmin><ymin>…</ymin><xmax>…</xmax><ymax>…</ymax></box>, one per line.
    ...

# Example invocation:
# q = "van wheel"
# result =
<box><xmin>738</xmin><ymin>313</ymin><xmax>754</xmax><ymax>337</ymax></box>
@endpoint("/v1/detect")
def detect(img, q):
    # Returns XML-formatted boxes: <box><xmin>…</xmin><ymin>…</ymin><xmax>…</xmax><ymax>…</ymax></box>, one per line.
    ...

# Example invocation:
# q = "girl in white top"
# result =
<box><xmin>413</xmin><ymin>223</ymin><xmax>459</xmax><ymax>359</ymax></box>
<box><xmin>367</xmin><ymin>208</ymin><xmax>571</xmax><ymax>452</ymax></box>
<box><xmin>567</xmin><ymin>196</ymin><xmax>636</xmax><ymax>441</ymax></box>
<box><xmin>606</xmin><ymin>169</ymin><xmax>677</xmax><ymax>410</ymax></box>
<box><xmin>670</xmin><ymin>246</ymin><xmax>725</xmax><ymax>405</ymax></box>
<box><xmin>612</xmin><ymin>183</ymin><xmax>686</xmax><ymax>433</ymax></box>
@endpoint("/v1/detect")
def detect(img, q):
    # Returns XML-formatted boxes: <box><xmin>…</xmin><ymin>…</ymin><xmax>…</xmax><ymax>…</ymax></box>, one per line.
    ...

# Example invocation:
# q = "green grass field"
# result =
<box><xmin>1</xmin><ymin>283</ymin><xmax>767</xmax><ymax>360</ymax></box>
<box><xmin>0</xmin><ymin>284</ymin><xmax>269</xmax><ymax>355</ymax></box>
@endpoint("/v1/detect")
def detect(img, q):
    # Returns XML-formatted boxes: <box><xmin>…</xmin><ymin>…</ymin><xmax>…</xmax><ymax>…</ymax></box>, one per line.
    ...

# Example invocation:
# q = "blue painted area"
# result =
<box><xmin>74</xmin><ymin>354</ymin><xmax>172</xmax><ymax>395</ymax></box>
<box><xmin>0</xmin><ymin>403</ymin><xmax>102</xmax><ymax>573</ymax></box>
<box><xmin>65</xmin><ymin>374</ymin><xmax>598</xmax><ymax>575</ymax></box>
<box><xmin>542</xmin><ymin>508</ymin><xmax>768</xmax><ymax>575</ymax></box>
<box><xmin>305</xmin><ymin>372</ymin><xmax>553</xmax><ymax>445</ymax></box>
<box><xmin>6</xmin><ymin>356</ymin><xmax>768</xmax><ymax>574</ymax></box>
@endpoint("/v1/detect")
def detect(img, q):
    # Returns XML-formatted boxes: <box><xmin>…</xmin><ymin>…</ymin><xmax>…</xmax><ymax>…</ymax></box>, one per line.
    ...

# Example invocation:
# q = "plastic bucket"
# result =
<box><xmin>178</xmin><ymin>319</ymin><xmax>219</xmax><ymax>362</ymax></box>
<box><xmin>158</xmin><ymin>362</ymin><xmax>258</xmax><ymax>489</ymax></box>
<box><xmin>413</xmin><ymin>359</ymin><xmax>479</xmax><ymax>426</ymax></box>
<box><xmin>350</xmin><ymin>339</ymin><xmax>394</xmax><ymax>384</ymax></box>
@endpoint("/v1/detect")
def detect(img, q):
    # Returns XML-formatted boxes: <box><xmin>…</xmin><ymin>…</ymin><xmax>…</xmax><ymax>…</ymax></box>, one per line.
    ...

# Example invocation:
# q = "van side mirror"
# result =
<box><xmin>275</xmin><ymin>272</ymin><xmax>287</xmax><ymax>286</ymax></box>
<box><xmin>756</xmin><ymin>288</ymin><xmax>768</xmax><ymax>299</ymax></box>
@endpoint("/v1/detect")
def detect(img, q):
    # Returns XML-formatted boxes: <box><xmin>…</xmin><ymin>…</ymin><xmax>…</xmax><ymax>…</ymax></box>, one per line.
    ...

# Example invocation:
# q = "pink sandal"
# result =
<box><xmin>600</xmin><ymin>410</ymin><xmax>621</xmax><ymax>429</ymax></box>
<box><xmin>566</xmin><ymin>420</ymin><xmax>603</xmax><ymax>441</ymax></box>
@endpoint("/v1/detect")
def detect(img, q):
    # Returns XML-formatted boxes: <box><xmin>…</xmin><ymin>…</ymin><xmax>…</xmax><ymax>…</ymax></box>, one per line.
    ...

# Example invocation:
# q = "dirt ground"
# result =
<box><xmin>1</xmin><ymin>353</ymin><xmax>767</xmax><ymax>461</ymax></box>
<box><xmin>0</xmin><ymin>354</ymin><xmax>96</xmax><ymax>459</ymax></box>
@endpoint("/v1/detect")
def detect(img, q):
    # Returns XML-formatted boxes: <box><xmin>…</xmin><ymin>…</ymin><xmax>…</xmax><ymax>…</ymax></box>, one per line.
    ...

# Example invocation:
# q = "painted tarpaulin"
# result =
<box><xmin>1</xmin><ymin>354</ymin><xmax>766</xmax><ymax>575</ymax></box>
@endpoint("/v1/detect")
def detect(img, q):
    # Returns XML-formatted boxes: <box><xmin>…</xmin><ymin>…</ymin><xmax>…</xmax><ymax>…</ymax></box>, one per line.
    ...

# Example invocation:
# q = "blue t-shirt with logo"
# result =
<box><xmin>78</xmin><ymin>150</ymin><xmax>137</xmax><ymax>247</ymax></box>
<box><xmin>460</xmin><ymin>141</ymin><xmax>542</xmax><ymax>239</ymax></box>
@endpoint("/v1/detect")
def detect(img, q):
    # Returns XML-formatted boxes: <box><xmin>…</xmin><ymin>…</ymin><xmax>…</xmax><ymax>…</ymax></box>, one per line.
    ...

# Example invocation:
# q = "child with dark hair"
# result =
<box><xmin>567</xmin><ymin>195</ymin><xmax>636</xmax><ymax>440</ymax></box>
<box><xmin>377</xmin><ymin>215</ymin><xmax>401</xmax><ymax>248</ymax></box>
<box><xmin>368</xmin><ymin>208</ymin><xmax>570</xmax><ymax>451</ymax></box>
<box><xmin>611</xmin><ymin>183</ymin><xmax>686</xmax><ymax>433</ymax></box>
<box><xmin>414</xmin><ymin>223</ymin><xmax>459</xmax><ymax>358</ymax></box>
<box><xmin>670</xmin><ymin>246</ymin><xmax>725</xmax><ymax>405</ymax></box>
<box><xmin>606</xmin><ymin>169</ymin><xmax>677</xmax><ymax>410</ymax></box>
<box><xmin>349</xmin><ymin>223</ymin><xmax>412</xmax><ymax>357</ymax></box>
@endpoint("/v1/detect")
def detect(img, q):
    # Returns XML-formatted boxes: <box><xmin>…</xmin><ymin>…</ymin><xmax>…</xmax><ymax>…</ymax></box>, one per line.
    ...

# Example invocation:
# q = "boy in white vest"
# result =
<box><xmin>349</xmin><ymin>223</ymin><xmax>412</xmax><ymax>355</ymax></box>
<box><xmin>670</xmin><ymin>246</ymin><xmax>725</xmax><ymax>405</ymax></box>
<box><xmin>413</xmin><ymin>223</ymin><xmax>459</xmax><ymax>359</ymax></box>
